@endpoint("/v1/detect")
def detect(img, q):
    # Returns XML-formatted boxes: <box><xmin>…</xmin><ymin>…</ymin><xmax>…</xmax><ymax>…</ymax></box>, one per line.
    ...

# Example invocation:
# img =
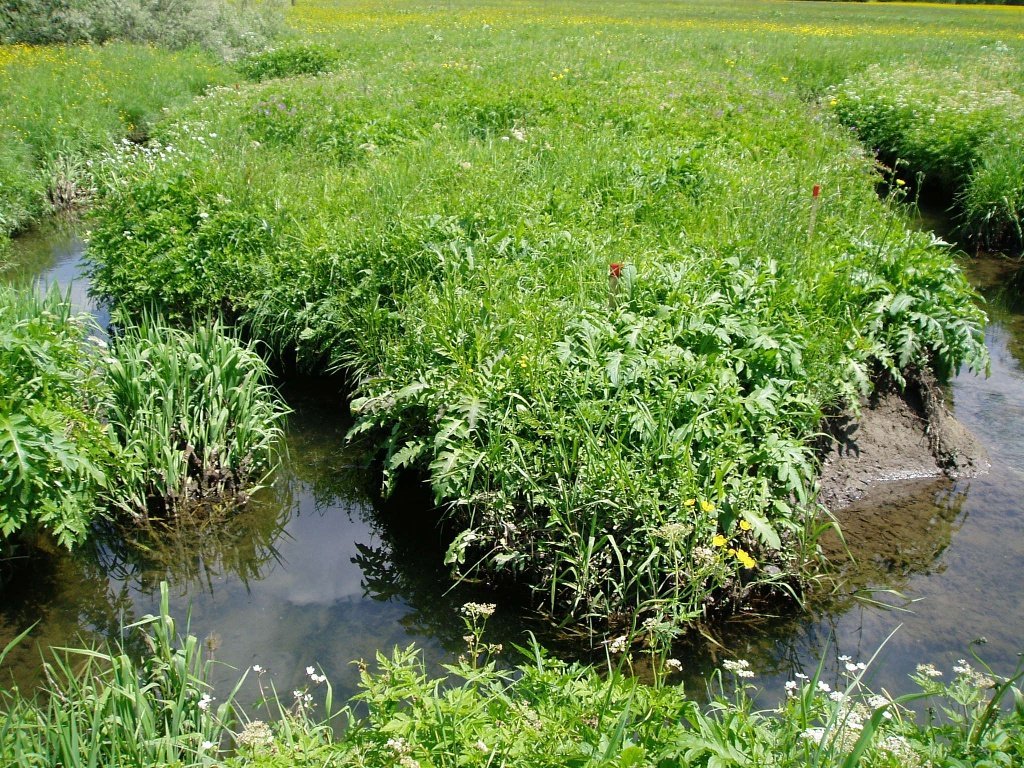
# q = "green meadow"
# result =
<box><xmin>2</xmin><ymin>1</ymin><xmax>1024</xmax><ymax>765</ymax></box>
<box><xmin>84</xmin><ymin>0</ymin><xmax>1001</xmax><ymax>625</ymax></box>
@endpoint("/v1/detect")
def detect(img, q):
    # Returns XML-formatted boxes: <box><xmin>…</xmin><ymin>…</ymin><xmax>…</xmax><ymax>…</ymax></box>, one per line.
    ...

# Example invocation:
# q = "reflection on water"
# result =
<box><xmin>1</xmin><ymin>231</ymin><xmax>1023</xmax><ymax>704</ymax></box>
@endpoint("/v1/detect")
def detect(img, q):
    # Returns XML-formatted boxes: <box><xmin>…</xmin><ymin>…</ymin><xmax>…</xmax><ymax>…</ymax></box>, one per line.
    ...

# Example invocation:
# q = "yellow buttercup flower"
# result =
<box><xmin>700</xmin><ymin>500</ymin><xmax>715</xmax><ymax>513</ymax></box>
<box><xmin>739</xmin><ymin>520</ymin><xmax>752</xmax><ymax>531</ymax></box>
<box><xmin>712</xmin><ymin>534</ymin><xmax>727</xmax><ymax>547</ymax></box>
<box><xmin>735</xmin><ymin>549</ymin><xmax>756</xmax><ymax>569</ymax></box>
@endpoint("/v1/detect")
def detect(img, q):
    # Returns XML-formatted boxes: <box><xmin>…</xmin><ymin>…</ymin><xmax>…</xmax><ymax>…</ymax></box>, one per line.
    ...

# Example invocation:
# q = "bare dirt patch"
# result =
<box><xmin>817</xmin><ymin>370</ymin><xmax>988</xmax><ymax>511</ymax></box>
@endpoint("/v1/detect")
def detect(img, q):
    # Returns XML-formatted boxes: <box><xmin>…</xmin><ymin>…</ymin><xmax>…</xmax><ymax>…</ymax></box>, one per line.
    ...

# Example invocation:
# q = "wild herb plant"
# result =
<box><xmin>0</xmin><ymin>285</ymin><xmax>111</xmax><ymax>547</ymax></box>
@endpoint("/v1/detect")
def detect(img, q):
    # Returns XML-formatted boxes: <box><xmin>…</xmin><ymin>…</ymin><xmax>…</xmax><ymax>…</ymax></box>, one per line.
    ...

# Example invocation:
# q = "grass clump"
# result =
<box><xmin>104</xmin><ymin>316</ymin><xmax>288</xmax><ymax>519</ymax></box>
<box><xmin>0</xmin><ymin>282</ymin><xmax>287</xmax><ymax>548</ymax></box>
<box><xmin>830</xmin><ymin>48</ymin><xmax>1024</xmax><ymax>248</ymax></box>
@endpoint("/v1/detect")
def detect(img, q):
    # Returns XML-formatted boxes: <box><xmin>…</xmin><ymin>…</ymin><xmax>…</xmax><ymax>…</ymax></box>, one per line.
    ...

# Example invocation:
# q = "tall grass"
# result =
<box><xmin>104</xmin><ymin>316</ymin><xmax>288</xmax><ymax>519</ymax></box>
<box><xmin>0</xmin><ymin>583</ymin><xmax>237</xmax><ymax>767</ymax></box>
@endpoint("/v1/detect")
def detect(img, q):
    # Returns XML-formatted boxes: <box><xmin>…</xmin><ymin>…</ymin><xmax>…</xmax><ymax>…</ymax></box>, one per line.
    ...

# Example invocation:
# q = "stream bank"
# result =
<box><xmin>1</xmin><ymin>229</ymin><xmax>1023</xmax><ymax>704</ymax></box>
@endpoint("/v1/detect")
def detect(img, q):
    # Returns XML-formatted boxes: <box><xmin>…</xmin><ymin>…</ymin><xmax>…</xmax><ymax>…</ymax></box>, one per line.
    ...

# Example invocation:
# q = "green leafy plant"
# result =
<box><xmin>0</xmin><ymin>285</ymin><xmax>111</xmax><ymax>548</ymax></box>
<box><xmin>103</xmin><ymin>315</ymin><xmax>288</xmax><ymax>519</ymax></box>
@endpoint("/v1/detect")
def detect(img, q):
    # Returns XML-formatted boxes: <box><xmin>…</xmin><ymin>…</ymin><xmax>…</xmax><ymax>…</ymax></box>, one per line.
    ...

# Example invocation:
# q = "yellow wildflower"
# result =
<box><xmin>684</xmin><ymin>498</ymin><xmax>696</xmax><ymax>507</ymax></box>
<box><xmin>700</xmin><ymin>500</ymin><xmax>715</xmax><ymax>513</ymax></box>
<box><xmin>712</xmin><ymin>534</ymin><xmax>727</xmax><ymax>547</ymax></box>
<box><xmin>739</xmin><ymin>520</ymin><xmax>752</xmax><ymax>531</ymax></box>
<box><xmin>735</xmin><ymin>549</ymin><xmax>756</xmax><ymax>569</ymax></box>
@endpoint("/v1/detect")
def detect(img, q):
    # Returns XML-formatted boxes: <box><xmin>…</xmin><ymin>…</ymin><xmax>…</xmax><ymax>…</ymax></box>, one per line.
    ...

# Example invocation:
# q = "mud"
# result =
<box><xmin>817</xmin><ymin>370</ymin><xmax>988</xmax><ymax>511</ymax></box>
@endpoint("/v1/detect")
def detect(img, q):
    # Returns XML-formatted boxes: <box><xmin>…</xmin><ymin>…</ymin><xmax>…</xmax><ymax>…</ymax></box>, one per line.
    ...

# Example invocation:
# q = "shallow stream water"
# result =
<box><xmin>2</xmin><ymin>226</ymin><xmax>1022</xmax><ymax>704</ymax></box>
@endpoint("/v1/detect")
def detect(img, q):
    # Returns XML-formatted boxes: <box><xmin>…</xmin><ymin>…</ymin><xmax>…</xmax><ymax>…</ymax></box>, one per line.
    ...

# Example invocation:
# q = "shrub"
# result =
<box><xmin>0</xmin><ymin>0</ymin><xmax>284</xmax><ymax>57</ymax></box>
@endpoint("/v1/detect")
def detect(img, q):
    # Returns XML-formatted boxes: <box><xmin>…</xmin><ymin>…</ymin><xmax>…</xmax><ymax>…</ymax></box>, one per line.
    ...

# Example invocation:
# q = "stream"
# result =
<box><xmin>2</xmin><ymin>224</ymin><xmax>1022</xmax><ymax>704</ymax></box>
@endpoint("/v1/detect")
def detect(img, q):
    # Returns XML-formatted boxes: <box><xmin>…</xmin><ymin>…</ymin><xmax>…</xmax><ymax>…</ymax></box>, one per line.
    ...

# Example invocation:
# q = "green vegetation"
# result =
<box><xmin>0</xmin><ymin>0</ymin><xmax>282</xmax><ymax>55</ymax></box>
<box><xmin>84</xmin><ymin>0</ymin><xmax>996</xmax><ymax>625</ymax></box>
<box><xmin>0</xmin><ymin>285</ymin><xmax>111</xmax><ymax>547</ymax></box>
<box><xmin>0</xmin><ymin>285</ymin><xmax>287</xmax><ymax>547</ymax></box>
<box><xmin>830</xmin><ymin>48</ymin><xmax>1024</xmax><ymax>247</ymax></box>
<box><xmin>0</xmin><ymin>43</ymin><xmax>230</xmax><ymax>246</ymax></box>
<box><xmin>2</xmin><ymin>593</ymin><xmax>1022</xmax><ymax>767</ymax></box>
<box><xmin>104</xmin><ymin>316</ymin><xmax>287</xmax><ymax>518</ymax></box>
<box><xmin>0</xmin><ymin>585</ymin><xmax>234</xmax><ymax>767</ymax></box>
<box><xmin>237</xmin><ymin>42</ymin><xmax>341</xmax><ymax>82</ymax></box>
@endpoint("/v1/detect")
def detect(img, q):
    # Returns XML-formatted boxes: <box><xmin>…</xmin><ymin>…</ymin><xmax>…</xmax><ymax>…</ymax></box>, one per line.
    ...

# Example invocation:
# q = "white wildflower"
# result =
<box><xmin>801</xmin><ymin>727</ymin><xmax>825</xmax><ymax>744</ymax></box>
<box><xmin>817</xmin><ymin>681</ymin><xmax>832</xmax><ymax>693</ymax></box>
<box><xmin>722</xmin><ymin>659</ymin><xmax>754</xmax><ymax>678</ymax></box>
<box><xmin>461</xmin><ymin>602</ymin><xmax>496</xmax><ymax>618</ymax></box>
<box><xmin>197</xmin><ymin>692</ymin><xmax>214</xmax><ymax>711</ymax></box>
<box><xmin>608</xmin><ymin>635</ymin><xmax>629</xmax><ymax>654</ymax></box>
<box><xmin>387</xmin><ymin>737</ymin><xmax>411</xmax><ymax>755</ymax></box>
<box><xmin>665</xmin><ymin>658</ymin><xmax>683</xmax><ymax>673</ymax></box>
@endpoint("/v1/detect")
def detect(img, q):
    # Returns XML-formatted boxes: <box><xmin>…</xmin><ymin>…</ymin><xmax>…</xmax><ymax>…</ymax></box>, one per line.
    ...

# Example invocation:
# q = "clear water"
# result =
<box><xmin>2</xmin><ymin>229</ymin><xmax>1022</xmax><ymax>705</ymax></box>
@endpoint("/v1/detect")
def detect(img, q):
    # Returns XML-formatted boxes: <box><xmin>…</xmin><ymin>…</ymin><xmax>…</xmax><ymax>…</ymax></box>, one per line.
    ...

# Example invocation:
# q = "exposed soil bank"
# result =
<box><xmin>817</xmin><ymin>370</ymin><xmax>988</xmax><ymax>511</ymax></box>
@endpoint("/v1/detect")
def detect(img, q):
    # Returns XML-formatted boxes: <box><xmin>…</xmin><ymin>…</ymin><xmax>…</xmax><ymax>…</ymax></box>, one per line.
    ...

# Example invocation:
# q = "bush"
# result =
<box><xmin>0</xmin><ymin>0</ymin><xmax>284</xmax><ymax>57</ymax></box>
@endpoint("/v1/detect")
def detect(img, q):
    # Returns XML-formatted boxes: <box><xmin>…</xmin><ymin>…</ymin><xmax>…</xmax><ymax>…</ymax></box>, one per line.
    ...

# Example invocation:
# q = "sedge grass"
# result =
<box><xmin>103</xmin><ymin>315</ymin><xmax>289</xmax><ymax>519</ymax></box>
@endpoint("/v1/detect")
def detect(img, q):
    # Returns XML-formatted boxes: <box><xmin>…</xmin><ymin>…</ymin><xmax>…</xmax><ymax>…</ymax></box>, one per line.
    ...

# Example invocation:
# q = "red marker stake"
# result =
<box><xmin>808</xmin><ymin>184</ymin><xmax>821</xmax><ymax>241</ymax></box>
